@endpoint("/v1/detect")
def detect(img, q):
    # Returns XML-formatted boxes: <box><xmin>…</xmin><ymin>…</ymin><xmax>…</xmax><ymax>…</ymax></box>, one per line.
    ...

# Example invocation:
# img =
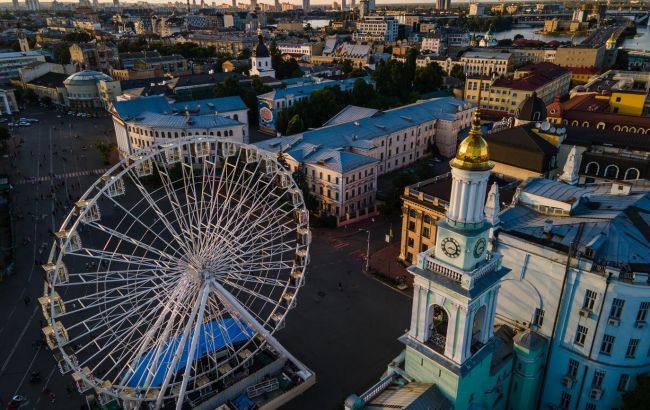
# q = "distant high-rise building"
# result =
<box><xmin>25</xmin><ymin>0</ymin><xmax>39</xmax><ymax>11</ymax></box>
<box><xmin>12</xmin><ymin>0</ymin><xmax>18</xmax><ymax>10</ymax></box>
<box><xmin>250</xmin><ymin>0</ymin><xmax>257</xmax><ymax>10</ymax></box>
<box><xmin>340</xmin><ymin>0</ymin><xmax>345</xmax><ymax>10</ymax></box>
<box><xmin>92</xmin><ymin>0</ymin><xmax>98</xmax><ymax>7</ymax></box>
<box><xmin>302</xmin><ymin>0</ymin><xmax>309</xmax><ymax>13</ymax></box>
<box><xmin>113</xmin><ymin>0</ymin><xmax>119</xmax><ymax>6</ymax></box>
<box><xmin>274</xmin><ymin>0</ymin><xmax>279</xmax><ymax>12</ymax></box>
<box><xmin>350</xmin><ymin>0</ymin><xmax>355</xmax><ymax>11</ymax></box>
<box><xmin>200</xmin><ymin>0</ymin><xmax>204</xmax><ymax>8</ymax></box>
<box><xmin>367</xmin><ymin>0</ymin><xmax>374</xmax><ymax>11</ymax></box>
<box><xmin>231</xmin><ymin>0</ymin><xmax>236</xmax><ymax>8</ymax></box>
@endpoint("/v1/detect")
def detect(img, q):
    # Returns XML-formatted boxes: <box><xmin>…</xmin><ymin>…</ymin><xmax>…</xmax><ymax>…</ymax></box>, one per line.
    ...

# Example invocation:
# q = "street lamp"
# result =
<box><xmin>358</xmin><ymin>228</ymin><xmax>370</xmax><ymax>272</ymax></box>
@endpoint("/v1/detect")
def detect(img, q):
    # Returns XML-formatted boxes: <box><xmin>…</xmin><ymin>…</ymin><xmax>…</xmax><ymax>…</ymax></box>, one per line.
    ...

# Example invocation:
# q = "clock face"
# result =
<box><xmin>441</xmin><ymin>237</ymin><xmax>461</xmax><ymax>258</ymax></box>
<box><xmin>474</xmin><ymin>238</ymin><xmax>486</xmax><ymax>258</ymax></box>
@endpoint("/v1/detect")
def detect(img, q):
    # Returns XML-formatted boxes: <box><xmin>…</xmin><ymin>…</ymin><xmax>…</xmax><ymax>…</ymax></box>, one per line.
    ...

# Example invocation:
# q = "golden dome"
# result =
<box><xmin>449</xmin><ymin>109</ymin><xmax>494</xmax><ymax>171</ymax></box>
<box><xmin>606</xmin><ymin>33</ymin><xmax>616</xmax><ymax>45</ymax></box>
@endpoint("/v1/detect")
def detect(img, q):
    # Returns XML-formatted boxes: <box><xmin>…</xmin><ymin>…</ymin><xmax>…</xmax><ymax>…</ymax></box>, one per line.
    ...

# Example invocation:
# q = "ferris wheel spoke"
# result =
<box><xmin>76</xmin><ymin>280</ymin><xmax>195</xmax><ymax>376</ymax></box>
<box><xmin>214</xmin><ymin>272</ymin><xmax>290</xmax><ymax>288</ymax></box>
<box><xmin>220</xmin><ymin>278</ymin><xmax>280</xmax><ymax>311</ymax></box>
<box><xmin>66</xmin><ymin>247</ymin><xmax>177</xmax><ymax>270</ymax></box>
<box><xmin>101</xmin><ymin>194</ymin><xmax>188</xmax><ymax>261</ymax></box>
<box><xmin>86</xmin><ymin>221</ymin><xmax>177</xmax><ymax>263</ymax></box>
<box><xmin>123</xmin><ymin>168</ymin><xmax>194</xmax><ymax>257</ymax></box>
<box><xmin>150</xmin><ymin>162</ymin><xmax>197</xmax><ymax>252</ymax></box>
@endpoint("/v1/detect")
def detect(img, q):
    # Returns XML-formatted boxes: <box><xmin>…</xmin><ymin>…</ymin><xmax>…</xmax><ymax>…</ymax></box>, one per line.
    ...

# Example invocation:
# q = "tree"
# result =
<box><xmin>449</xmin><ymin>64</ymin><xmax>466</xmax><ymax>81</ymax></box>
<box><xmin>40</xmin><ymin>96</ymin><xmax>52</xmax><ymax>106</ymax></box>
<box><xmin>286</xmin><ymin>114</ymin><xmax>304</xmax><ymax>134</ymax></box>
<box><xmin>413</xmin><ymin>64</ymin><xmax>444</xmax><ymax>94</ymax></box>
<box><xmin>405</xmin><ymin>47</ymin><xmax>418</xmax><ymax>87</ymax></box>
<box><xmin>64</xmin><ymin>32</ymin><xmax>92</xmax><ymax>42</ymax></box>
<box><xmin>622</xmin><ymin>373</ymin><xmax>650</xmax><ymax>409</ymax></box>
<box><xmin>497</xmin><ymin>38</ymin><xmax>513</xmax><ymax>47</ymax></box>
<box><xmin>213</xmin><ymin>76</ymin><xmax>241</xmax><ymax>97</ymax></box>
<box><xmin>514</xmin><ymin>34</ymin><xmax>524</xmax><ymax>41</ymax></box>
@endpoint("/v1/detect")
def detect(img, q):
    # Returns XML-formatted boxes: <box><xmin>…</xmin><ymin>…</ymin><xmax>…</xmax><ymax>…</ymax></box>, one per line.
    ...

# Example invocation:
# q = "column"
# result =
<box><xmin>457</xmin><ymin>182</ymin><xmax>469</xmax><ymax>222</ymax></box>
<box><xmin>475</xmin><ymin>180</ymin><xmax>487</xmax><ymax>222</ymax></box>
<box><xmin>448</xmin><ymin>179</ymin><xmax>459</xmax><ymax>220</ymax></box>
<box><xmin>467</xmin><ymin>181</ymin><xmax>478</xmax><ymax>223</ymax></box>
<box><xmin>409</xmin><ymin>284</ymin><xmax>421</xmax><ymax>339</ymax></box>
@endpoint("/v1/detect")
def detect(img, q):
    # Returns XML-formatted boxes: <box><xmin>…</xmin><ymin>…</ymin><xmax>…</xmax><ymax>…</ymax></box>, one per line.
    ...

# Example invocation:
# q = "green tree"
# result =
<box><xmin>292</xmin><ymin>164</ymin><xmax>318</xmax><ymax>212</ymax></box>
<box><xmin>213</xmin><ymin>76</ymin><xmax>241</xmax><ymax>97</ymax></box>
<box><xmin>405</xmin><ymin>47</ymin><xmax>418</xmax><ymax>87</ymax></box>
<box><xmin>623</xmin><ymin>373</ymin><xmax>650</xmax><ymax>410</ymax></box>
<box><xmin>349</xmin><ymin>78</ymin><xmax>380</xmax><ymax>107</ymax></box>
<box><xmin>286</xmin><ymin>114</ymin><xmax>304</xmax><ymax>134</ymax></box>
<box><xmin>64</xmin><ymin>32</ymin><xmax>92</xmax><ymax>42</ymax></box>
<box><xmin>40</xmin><ymin>96</ymin><xmax>52</xmax><ymax>106</ymax></box>
<box><xmin>497</xmin><ymin>38</ymin><xmax>513</xmax><ymax>46</ymax></box>
<box><xmin>450</xmin><ymin>64</ymin><xmax>466</xmax><ymax>81</ymax></box>
<box><xmin>413</xmin><ymin>63</ymin><xmax>444</xmax><ymax>94</ymax></box>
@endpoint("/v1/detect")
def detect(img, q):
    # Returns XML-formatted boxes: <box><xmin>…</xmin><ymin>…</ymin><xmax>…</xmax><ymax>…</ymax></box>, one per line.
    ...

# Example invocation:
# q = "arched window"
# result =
<box><xmin>234</xmin><ymin>114</ymin><xmax>239</xmax><ymax>121</ymax></box>
<box><xmin>175</xmin><ymin>132</ymin><xmax>179</xmax><ymax>138</ymax></box>
<box><xmin>427</xmin><ymin>304</ymin><xmax>449</xmax><ymax>354</ymax></box>
<box><xmin>155</xmin><ymin>131</ymin><xmax>158</xmax><ymax>138</ymax></box>
<box><xmin>582</xmin><ymin>121</ymin><xmax>590</xmax><ymax>128</ymax></box>
<box><xmin>571</xmin><ymin>120</ymin><xmax>579</xmax><ymax>126</ymax></box>
<box><xmin>614</xmin><ymin>125</ymin><xmax>621</xmax><ymax>131</ymax></box>
<box><xmin>585</xmin><ymin>162</ymin><xmax>599</xmax><ymax>175</ymax></box>
<box><xmin>217</xmin><ymin>131</ymin><xmax>221</xmax><ymax>136</ymax></box>
<box><xmin>596</xmin><ymin>122</ymin><xmax>606</xmax><ymax>129</ymax></box>
<box><xmin>629</xmin><ymin>127</ymin><xmax>637</xmax><ymax>133</ymax></box>
<box><xmin>533</xmin><ymin>112</ymin><xmax>541</xmax><ymax>121</ymax></box>
<box><xmin>624</xmin><ymin>168</ymin><xmax>640</xmax><ymax>180</ymax></box>
<box><xmin>622</xmin><ymin>126</ymin><xmax>629</xmax><ymax>132</ymax></box>
<box><xmin>562</xmin><ymin>119</ymin><xmax>568</xmax><ymax>125</ymax></box>
<box><xmin>471</xmin><ymin>305</ymin><xmax>488</xmax><ymax>354</ymax></box>
<box><xmin>604</xmin><ymin>165</ymin><xmax>619</xmax><ymax>179</ymax></box>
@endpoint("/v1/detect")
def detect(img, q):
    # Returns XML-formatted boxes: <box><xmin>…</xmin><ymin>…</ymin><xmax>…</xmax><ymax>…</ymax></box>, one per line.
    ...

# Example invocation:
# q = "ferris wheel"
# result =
<box><xmin>39</xmin><ymin>137</ymin><xmax>310</xmax><ymax>409</ymax></box>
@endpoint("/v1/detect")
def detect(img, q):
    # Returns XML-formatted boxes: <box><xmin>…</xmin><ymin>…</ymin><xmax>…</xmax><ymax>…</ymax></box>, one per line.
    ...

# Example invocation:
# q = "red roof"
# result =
<box><xmin>566</xmin><ymin>66</ymin><xmax>599</xmax><ymax>75</ymax></box>
<box><xmin>493</xmin><ymin>62</ymin><xmax>570</xmax><ymax>91</ymax></box>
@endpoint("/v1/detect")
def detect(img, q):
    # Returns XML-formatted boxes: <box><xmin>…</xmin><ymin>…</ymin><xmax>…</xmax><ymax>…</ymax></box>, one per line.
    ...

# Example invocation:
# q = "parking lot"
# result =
<box><xmin>0</xmin><ymin>105</ymin><xmax>411</xmax><ymax>409</ymax></box>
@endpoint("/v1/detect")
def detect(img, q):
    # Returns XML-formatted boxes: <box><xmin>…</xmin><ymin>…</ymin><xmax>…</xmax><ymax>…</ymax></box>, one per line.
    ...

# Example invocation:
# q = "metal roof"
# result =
<box><xmin>130</xmin><ymin>111</ymin><xmax>241</xmax><ymax>129</ymax></box>
<box><xmin>500</xmin><ymin>178</ymin><xmax>650</xmax><ymax>270</ymax></box>
<box><xmin>112</xmin><ymin>95</ymin><xmax>247</xmax><ymax>120</ymax></box>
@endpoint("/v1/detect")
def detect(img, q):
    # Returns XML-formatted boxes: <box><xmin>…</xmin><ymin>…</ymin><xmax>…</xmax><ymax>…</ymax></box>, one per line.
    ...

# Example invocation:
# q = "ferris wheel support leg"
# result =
<box><xmin>175</xmin><ymin>286</ymin><xmax>210</xmax><ymax>410</ymax></box>
<box><xmin>209</xmin><ymin>280</ymin><xmax>306</xmax><ymax>369</ymax></box>
<box><xmin>154</xmin><ymin>285</ymin><xmax>204</xmax><ymax>410</ymax></box>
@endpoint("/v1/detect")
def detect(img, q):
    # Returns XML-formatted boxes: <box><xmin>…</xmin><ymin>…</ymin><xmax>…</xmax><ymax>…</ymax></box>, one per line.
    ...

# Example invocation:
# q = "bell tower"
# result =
<box><xmin>401</xmin><ymin>107</ymin><xmax>509</xmax><ymax>406</ymax></box>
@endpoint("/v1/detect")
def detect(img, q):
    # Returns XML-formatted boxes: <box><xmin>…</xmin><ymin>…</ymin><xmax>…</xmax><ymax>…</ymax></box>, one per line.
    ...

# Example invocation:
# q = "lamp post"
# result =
<box><xmin>358</xmin><ymin>228</ymin><xmax>370</xmax><ymax>272</ymax></box>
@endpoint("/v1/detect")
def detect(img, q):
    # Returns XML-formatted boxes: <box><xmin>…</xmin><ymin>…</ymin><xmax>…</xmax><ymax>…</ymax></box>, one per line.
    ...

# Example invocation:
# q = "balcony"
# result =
<box><xmin>422</xmin><ymin>251</ymin><xmax>500</xmax><ymax>290</ymax></box>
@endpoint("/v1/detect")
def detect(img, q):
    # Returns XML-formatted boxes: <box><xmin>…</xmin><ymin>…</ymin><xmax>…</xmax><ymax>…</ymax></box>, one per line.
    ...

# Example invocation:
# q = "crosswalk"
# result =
<box><xmin>327</xmin><ymin>238</ymin><xmax>366</xmax><ymax>260</ymax></box>
<box><xmin>16</xmin><ymin>168</ymin><xmax>110</xmax><ymax>185</ymax></box>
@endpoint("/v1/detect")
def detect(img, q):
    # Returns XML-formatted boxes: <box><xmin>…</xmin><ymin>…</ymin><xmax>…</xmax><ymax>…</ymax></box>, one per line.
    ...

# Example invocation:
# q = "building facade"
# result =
<box><xmin>354</xmin><ymin>15</ymin><xmax>398</xmax><ymax>42</ymax></box>
<box><xmin>110</xmin><ymin>95</ymin><xmax>249</xmax><ymax>158</ymax></box>
<box><xmin>460</xmin><ymin>51</ymin><xmax>513</xmax><ymax>76</ymax></box>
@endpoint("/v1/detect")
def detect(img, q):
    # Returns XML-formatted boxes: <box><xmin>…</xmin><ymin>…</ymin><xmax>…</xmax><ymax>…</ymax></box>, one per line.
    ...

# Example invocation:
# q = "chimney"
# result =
<box><xmin>543</xmin><ymin>219</ymin><xmax>553</xmax><ymax>234</ymax></box>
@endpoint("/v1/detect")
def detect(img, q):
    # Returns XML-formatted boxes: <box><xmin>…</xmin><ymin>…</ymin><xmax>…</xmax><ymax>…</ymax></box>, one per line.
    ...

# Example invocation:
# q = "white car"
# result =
<box><xmin>27</xmin><ymin>118</ymin><xmax>39</xmax><ymax>122</ymax></box>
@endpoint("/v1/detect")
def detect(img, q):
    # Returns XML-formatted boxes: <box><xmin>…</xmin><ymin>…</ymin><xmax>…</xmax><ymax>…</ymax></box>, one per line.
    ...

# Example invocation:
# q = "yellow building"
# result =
<box><xmin>609</xmin><ymin>90</ymin><xmax>646</xmax><ymax>116</ymax></box>
<box><xmin>543</xmin><ymin>18</ymin><xmax>560</xmax><ymax>33</ymax></box>
<box><xmin>571</xmin><ymin>70</ymin><xmax>650</xmax><ymax>116</ymax></box>
<box><xmin>464</xmin><ymin>62</ymin><xmax>571</xmax><ymax>115</ymax></box>
<box><xmin>554</xmin><ymin>45</ymin><xmax>605</xmax><ymax>69</ymax></box>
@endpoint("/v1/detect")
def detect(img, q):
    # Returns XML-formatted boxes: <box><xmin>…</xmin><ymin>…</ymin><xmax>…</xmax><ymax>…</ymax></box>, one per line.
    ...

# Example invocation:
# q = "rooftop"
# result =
<box><xmin>27</xmin><ymin>72</ymin><xmax>68</xmax><ymax>88</ymax></box>
<box><xmin>501</xmin><ymin>178</ymin><xmax>650</xmax><ymax>271</ymax></box>
<box><xmin>112</xmin><ymin>95</ymin><xmax>247</xmax><ymax>120</ymax></box>
<box><xmin>64</xmin><ymin>70</ymin><xmax>114</xmax><ymax>85</ymax></box>
<box><xmin>258</xmin><ymin>77</ymin><xmax>371</xmax><ymax>101</ymax></box>
<box><xmin>492</xmin><ymin>62</ymin><xmax>569</xmax><ymax>91</ymax></box>
<box><xmin>461</xmin><ymin>50</ymin><xmax>512</xmax><ymax>60</ymax></box>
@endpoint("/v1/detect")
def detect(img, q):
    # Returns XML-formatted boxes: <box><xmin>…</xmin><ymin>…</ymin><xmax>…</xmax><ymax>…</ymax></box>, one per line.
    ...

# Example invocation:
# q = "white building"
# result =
<box><xmin>460</xmin><ymin>50</ymin><xmax>513</xmax><ymax>76</ymax></box>
<box><xmin>255</xmin><ymin>97</ymin><xmax>475</xmax><ymax>224</ymax></box>
<box><xmin>249</xmin><ymin>31</ymin><xmax>275</xmax><ymax>79</ymax></box>
<box><xmin>110</xmin><ymin>95</ymin><xmax>249</xmax><ymax>158</ymax></box>
<box><xmin>354</xmin><ymin>15</ymin><xmax>398</xmax><ymax>42</ymax></box>
<box><xmin>494</xmin><ymin>177</ymin><xmax>650</xmax><ymax>410</ymax></box>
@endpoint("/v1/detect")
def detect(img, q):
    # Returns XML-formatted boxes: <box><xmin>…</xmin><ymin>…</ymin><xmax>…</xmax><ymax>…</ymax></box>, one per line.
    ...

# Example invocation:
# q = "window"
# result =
<box><xmin>600</xmin><ymin>334</ymin><xmax>615</xmax><ymax>355</ymax></box>
<box><xmin>584</xmin><ymin>404</ymin><xmax>596</xmax><ymax>410</ymax></box>
<box><xmin>610</xmin><ymin>298</ymin><xmax>624</xmax><ymax>320</ymax></box>
<box><xmin>583</xmin><ymin>289</ymin><xmax>597</xmax><ymax>311</ymax></box>
<box><xmin>423</xmin><ymin>215</ymin><xmax>431</xmax><ymax>224</ymax></box>
<box><xmin>604</xmin><ymin>165</ymin><xmax>619</xmax><ymax>179</ymax></box>
<box><xmin>617</xmin><ymin>374</ymin><xmax>630</xmax><ymax>392</ymax></box>
<box><xmin>406</xmin><ymin>252</ymin><xmax>413</xmax><ymax>262</ymax></box>
<box><xmin>423</xmin><ymin>227</ymin><xmax>430</xmax><ymax>238</ymax></box>
<box><xmin>638</xmin><ymin>302</ymin><xmax>649</xmax><ymax>322</ymax></box>
<box><xmin>592</xmin><ymin>370</ymin><xmax>605</xmax><ymax>388</ymax></box>
<box><xmin>560</xmin><ymin>392</ymin><xmax>571</xmax><ymax>410</ymax></box>
<box><xmin>584</xmin><ymin>162</ymin><xmax>599</xmax><ymax>175</ymax></box>
<box><xmin>625</xmin><ymin>338</ymin><xmax>639</xmax><ymax>358</ymax></box>
<box><xmin>567</xmin><ymin>358</ymin><xmax>579</xmax><ymax>378</ymax></box>
<box><xmin>574</xmin><ymin>325</ymin><xmax>588</xmax><ymax>346</ymax></box>
<box><xmin>408</xmin><ymin>221</ymin><xmax>415</xmax><ymax>232</ymax></box>
<box><xmin>408</xmin><ymin>209</ymin><xmax>416</xmax><ymax>218</ymax></box>
<box><xmin>624</xmin><ymin>168</ymin><xmax>639</xmax><ymax>180</ymax></box>
<box><xmin>407</xmin><ymin>237</ymin><xmax>414</xmax><ymax>247</ymax></box>
<box><xmin>533</xmin><ymin>308</ymin><xmax>545</xmax><ymax>327</ymax></box>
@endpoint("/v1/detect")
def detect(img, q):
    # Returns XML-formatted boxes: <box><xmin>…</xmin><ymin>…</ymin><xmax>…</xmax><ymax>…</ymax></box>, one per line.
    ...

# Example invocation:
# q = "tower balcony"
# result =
<box><xmin>416</xmin><ymin>249</ymin><xmax>500</xmax><ymax>290</ymax></box>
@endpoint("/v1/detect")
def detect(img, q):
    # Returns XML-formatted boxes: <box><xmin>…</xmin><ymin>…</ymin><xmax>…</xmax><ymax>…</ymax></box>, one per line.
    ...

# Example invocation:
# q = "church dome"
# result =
<box><xmin>606</xmin><ymin>33</ymin><xmax>616</xmax><ymax>47</ymax></box>
<box><xmin>516</xmin><ymin>91</ymin><xmax>547</xmax><ymax>122</ymax></box>
<box><xmin>253</xmin><ymin>33</ymin><xmax>270</xmax><ymax>58</ymax></box>
<box><xmin>450</xmin><ymin>110</ymin><xmax>493</xmax><ymax>171</ymax></box>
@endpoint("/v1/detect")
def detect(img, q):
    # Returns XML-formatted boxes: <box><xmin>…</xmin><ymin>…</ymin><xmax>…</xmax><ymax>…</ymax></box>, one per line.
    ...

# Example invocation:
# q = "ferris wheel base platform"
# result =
<box><xmin>192</xmin><ymin>348</ymin><xmax>316</xmax><ymax>410</ymax></box>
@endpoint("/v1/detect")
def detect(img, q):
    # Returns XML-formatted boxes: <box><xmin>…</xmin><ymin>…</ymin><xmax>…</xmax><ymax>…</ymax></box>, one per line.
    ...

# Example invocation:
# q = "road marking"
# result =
<box><xmin>14</xmin><ymin>168</ymin><xmax>109</xmax><ymax>185</ymax></box>
<box><xmin>0</xmin><ymin>305</ymin><xmax>39</xmax><ymax>377</ymax></box>
<box><xmin>12</xmin><ymin>346</ymin><xmax>41</xmax><ymax>397</ymax></box>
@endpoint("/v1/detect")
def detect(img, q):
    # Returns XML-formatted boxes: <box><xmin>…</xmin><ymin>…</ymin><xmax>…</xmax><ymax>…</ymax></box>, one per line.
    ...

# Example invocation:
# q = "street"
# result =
<box><xmin>0</xmin><ymin>107</ymin><xmax>412</xmax><ymax>409</ymax></box>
